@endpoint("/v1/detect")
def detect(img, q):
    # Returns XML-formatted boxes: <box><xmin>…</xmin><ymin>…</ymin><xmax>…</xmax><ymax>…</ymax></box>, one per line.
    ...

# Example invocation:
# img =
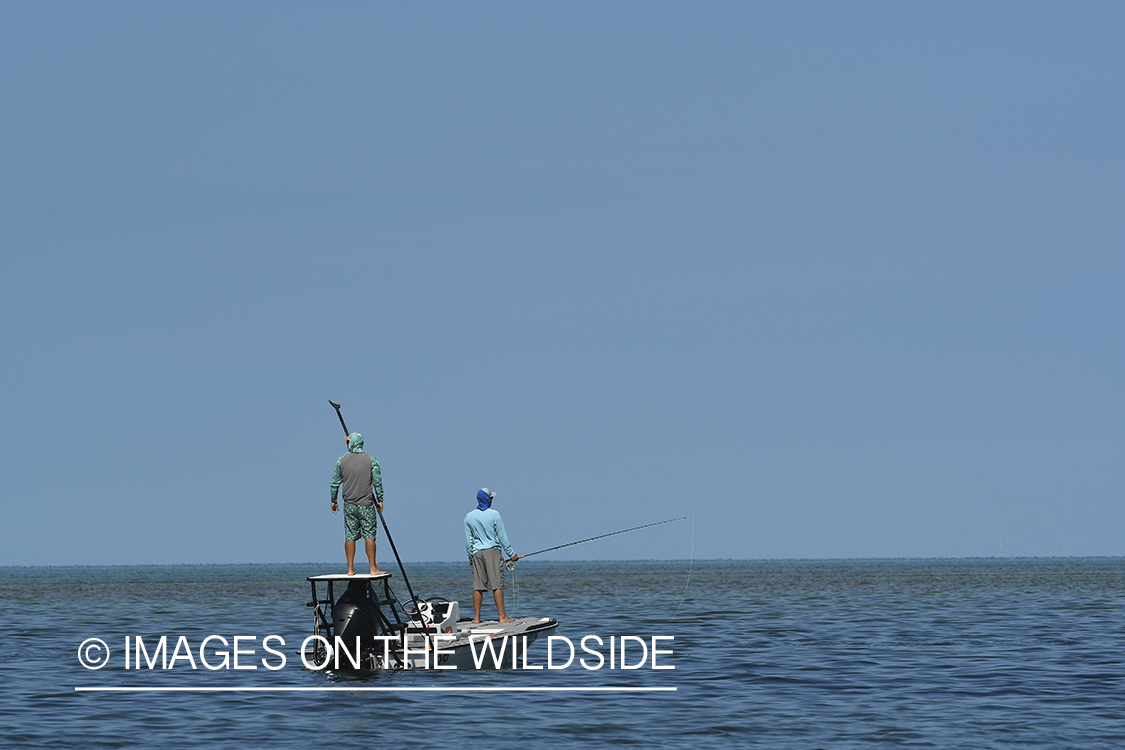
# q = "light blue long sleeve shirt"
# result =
<box><xmin>464</xmin><ymin>508</ymin><xmax>514</xmax><ymax>561</ymax></box>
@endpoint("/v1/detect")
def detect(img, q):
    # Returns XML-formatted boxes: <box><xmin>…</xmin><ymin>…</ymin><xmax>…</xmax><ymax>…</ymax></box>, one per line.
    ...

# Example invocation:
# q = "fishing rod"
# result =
<box><xmin>507</xmin><ymin>516</ymin><xmax>691</xmax><ymax>569</ymax></box>
<box><xmin>328</xmin><ymin>399</ymin><xmax>425</xmax><ymax>625</ymax></box>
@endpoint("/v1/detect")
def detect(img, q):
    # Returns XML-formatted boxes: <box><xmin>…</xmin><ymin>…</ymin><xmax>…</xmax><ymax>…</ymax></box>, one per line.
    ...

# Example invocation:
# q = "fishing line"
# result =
<box><xmin>670</xmin><ymin>515</ymin><xmax>694</xmax><ymax>622</ymax></box>
<box><xmin>505</xmin><ymin>515</ymin><xmax>693</xmax><ymax>622</ymax></box>
<box><xmin>508</xmin><ymin>516</ymin><xmax>691</xmax><ymax>567</ymax></box>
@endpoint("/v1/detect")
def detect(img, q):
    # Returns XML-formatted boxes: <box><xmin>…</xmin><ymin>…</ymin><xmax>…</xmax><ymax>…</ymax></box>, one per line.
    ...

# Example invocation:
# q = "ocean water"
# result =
<box><xmin>2</xmin><ymin>558</ymin><xmax>1123</xmax><ymax>748</ymax></box>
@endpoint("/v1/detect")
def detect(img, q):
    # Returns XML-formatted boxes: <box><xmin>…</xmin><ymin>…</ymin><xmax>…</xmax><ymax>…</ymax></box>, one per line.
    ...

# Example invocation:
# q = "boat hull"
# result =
<box><xmin>302</xmin><ymin>615</ymin><xmax>559</xmax><ymax>672</ymax></box>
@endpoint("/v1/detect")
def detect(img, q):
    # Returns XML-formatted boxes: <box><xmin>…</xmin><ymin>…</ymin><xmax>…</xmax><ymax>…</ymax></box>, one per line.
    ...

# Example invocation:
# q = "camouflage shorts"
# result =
<box><xmin>343</xmin><ymin>502</ymin><xmax>378</xmax><ymax>541</ymax></box>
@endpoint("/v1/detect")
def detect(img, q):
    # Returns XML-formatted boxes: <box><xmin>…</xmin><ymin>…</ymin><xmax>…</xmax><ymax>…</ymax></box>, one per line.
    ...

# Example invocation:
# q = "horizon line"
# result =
<box><xmin>9</xmin><ymin>554</ymin><xmax>1125</xmax><ymax>569</ymax></box>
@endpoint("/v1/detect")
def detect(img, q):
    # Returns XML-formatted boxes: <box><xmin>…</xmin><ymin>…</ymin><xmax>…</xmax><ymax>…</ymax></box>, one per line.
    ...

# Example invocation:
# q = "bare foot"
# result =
<box><xmin>370</xmin><ymin>568</ymin><xmax>388</xmax><ymax>575</ymax></box>
<box><xmin>499</xmin><ymin>616</ymin><xmax>514</xmax><ymax>623</ymax></box>
<box><xmin>347</xmin><ymin>569</ymin><xmax>356</xmax><ymax>576</ymax></box>
<box><xmin>472</xmin><ymin>618</ymin><xmax>480</xmax><ymax>623</ymax></box>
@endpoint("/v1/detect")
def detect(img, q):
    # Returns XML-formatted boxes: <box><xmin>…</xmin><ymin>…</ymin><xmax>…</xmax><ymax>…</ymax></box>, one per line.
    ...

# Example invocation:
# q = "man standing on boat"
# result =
<box><xmin>465</xmin><ymin>488</ymin><xmax>520</xmax><ymax>623</ymax></box>
<box><xmin>330</xmin><ymin>432</ymin><xmax>387</xmax><ymax>576</ymax></box>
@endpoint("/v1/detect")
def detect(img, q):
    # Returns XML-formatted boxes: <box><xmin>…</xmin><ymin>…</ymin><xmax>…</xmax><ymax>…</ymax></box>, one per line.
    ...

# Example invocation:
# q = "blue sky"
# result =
<box><xmin>2</xmin><ymin>2</ymin><xmax>1122</xmax><ymax>564</ymax></box>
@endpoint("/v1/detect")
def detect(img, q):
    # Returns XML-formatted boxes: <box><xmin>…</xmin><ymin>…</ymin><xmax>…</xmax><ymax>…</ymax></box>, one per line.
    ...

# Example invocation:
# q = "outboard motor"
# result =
<box><xmin>333</xmin><ymin>580</ymin><xmax>382</xmax><ymax>653</ymax></box>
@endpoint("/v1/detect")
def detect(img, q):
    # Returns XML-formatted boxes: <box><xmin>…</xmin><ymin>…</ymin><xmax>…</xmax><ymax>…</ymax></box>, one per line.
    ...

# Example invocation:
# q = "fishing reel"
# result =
<box><xmin>505</xmin><ymin>559</ymin><xmax>517</xmax><ymax>571</ymax></box>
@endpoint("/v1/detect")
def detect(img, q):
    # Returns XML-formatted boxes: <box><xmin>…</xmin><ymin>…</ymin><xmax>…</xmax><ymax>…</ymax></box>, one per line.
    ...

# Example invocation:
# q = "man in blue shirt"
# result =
<box><xmin>464</xmin><ymin>488</ymin><xmax>520</xmax><ymax>622</ymax></box>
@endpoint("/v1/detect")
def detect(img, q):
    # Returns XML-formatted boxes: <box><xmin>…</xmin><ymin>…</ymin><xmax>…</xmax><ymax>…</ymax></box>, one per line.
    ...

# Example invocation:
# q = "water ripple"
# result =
<box><xmin>1</xmin><ymin>559</ymin><xmax>1123</xmax><ymax>748</ymax></box>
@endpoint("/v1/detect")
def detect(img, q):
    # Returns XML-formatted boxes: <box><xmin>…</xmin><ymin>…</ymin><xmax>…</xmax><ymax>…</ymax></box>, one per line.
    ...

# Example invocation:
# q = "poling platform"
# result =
<box><xmin>304</xmin><ymin>571</ymin><xmax>557</xmax><ymax>672</ymax></box>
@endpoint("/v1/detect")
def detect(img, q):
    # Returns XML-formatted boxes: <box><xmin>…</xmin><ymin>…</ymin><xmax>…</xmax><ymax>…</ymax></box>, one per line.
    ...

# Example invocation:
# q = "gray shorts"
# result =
<box><xmin>471</xmin><ymin>548</ymin><xmax>505</xmax><ymax>591</ymax></box>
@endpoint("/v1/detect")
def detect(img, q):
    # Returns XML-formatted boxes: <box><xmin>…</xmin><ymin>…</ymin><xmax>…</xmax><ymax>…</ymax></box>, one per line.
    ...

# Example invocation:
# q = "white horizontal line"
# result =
<box><xmin>75</xmin><ymin>686</ymin><xmax>674</xmax><ymax>693</ymax></box>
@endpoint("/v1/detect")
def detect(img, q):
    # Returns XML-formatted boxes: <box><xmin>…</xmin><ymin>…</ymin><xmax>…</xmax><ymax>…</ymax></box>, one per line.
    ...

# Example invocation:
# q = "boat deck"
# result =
<box><xmin>452</xmin><ymin>616</ymin><xmax>558</xmax><ymax>638</ymax></box>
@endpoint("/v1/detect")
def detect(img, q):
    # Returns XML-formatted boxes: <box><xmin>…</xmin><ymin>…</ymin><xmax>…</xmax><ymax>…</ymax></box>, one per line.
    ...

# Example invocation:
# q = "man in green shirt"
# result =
<box><xmin>330</xmin><ymin>432</ymin><xmax>386</xmax><ymax>576</ymax></box>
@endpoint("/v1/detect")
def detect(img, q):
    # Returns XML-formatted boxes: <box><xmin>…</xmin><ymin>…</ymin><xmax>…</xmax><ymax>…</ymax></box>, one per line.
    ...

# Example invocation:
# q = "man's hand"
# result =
<box><xmin>376</xmin><ymin>502</ymin><xmax>383</xmax><ymax>512</ymax></box>
<box><xmin>331</xmin><ymin>500</ymin><xmax>339</xmax><ymax>515</ymax></box>
<box><xmin>510</xmin><ymin>554</ymin><xmax>521</xmax><ymax>563</ymax></box>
